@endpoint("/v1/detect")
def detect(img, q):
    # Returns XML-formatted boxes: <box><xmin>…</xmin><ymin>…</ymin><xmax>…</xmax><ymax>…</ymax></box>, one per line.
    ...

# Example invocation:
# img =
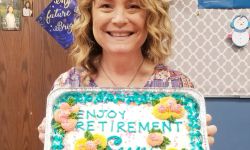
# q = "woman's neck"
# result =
<box><xmin>95</xmin><ymin>52</ymin><xmax>156</xmax><ymax>87</ymax></box>
<box><xmin>101</xmin><ymin>52</ymin><xmax>144</xmax><ymax>75</ymax></box>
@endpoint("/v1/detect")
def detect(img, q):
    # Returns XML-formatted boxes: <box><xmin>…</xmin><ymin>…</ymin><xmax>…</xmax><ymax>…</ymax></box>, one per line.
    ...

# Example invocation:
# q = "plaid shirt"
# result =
<box><xmin>52</xmin><ymin>64</ymin><xmax>194</xmax><ymax>90</ymax></box>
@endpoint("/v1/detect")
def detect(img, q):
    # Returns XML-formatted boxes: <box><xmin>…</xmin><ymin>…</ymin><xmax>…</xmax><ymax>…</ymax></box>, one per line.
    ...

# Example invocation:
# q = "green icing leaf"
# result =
<box><xmin>162</xmin><ymin>136</ymin><xmax>171</xmax><ymax>145</ymax></box>
<box><xmin>176</xmin><ymin>99</ymin><xmax>182</xmax><ymax>104</ymax></box>
<box><xmin>168</xmin><ymin>115</ymin><xmax>176</xmax><ymax>123</ymax></box>
<box><xmin>152</xmin><ymin>100</ymin><xmax>160</xmax><ymax>106</ymax></box>
<box><xmin>52</xmin><ymin>120</ymin><xmax>66</xmax><ymax>135</ymax></box>
<box><xmin>52</xmin><ymin>121</ymin><xmax>61</xmax><ymax>129</ymax></box>
<box><xmin>69</xmin><ymin>112</ymin><xmax>78</xmax><ymax>119</ymax></box>
<box><xmin>67</xmin><ymin>97</ymin><xmax>75</xmax><ymax>106</ymax></box>
<box><xmin>97</xmin><ymin>145</ymin><xmax>103</xmax><ymax>150</ymax></box>
<box><xmin>159</xmin><ymin>145</ymin><xmax>166</xmax><ymax>150</ymax></box>
<box><xmin>58</xmin><ymin>128</ymin><xmax>66</xmax><ymax>135</ymax></box>
<box><xmin>149</xmin><ymin>128</ymin><xmax>162</xmax><ymax>133</ymax></box>
<box><xmin>181</xmin><ymin>148</ymin><xmax>188</xmax><ymax>150</ymax></box>
<box><xmin>84</xmin><ymin>131</ymin><xmax>94</xmax><ymax>140</ymax></box>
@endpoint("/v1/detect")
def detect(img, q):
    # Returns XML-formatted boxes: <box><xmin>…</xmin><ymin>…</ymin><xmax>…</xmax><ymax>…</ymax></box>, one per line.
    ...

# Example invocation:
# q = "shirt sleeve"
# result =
<box><xmin>51</xmin><ymin>67</ymin><xmax>82</xmax><ymax>90</ymax></box>
<box><xmin>179</xmin><ymin>73</ymin><xmax>194</xmax><ymax>88</ymax></box>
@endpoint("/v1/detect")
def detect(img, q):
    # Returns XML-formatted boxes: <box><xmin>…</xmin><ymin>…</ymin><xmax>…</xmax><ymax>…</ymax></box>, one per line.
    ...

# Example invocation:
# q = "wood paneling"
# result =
<box><xmin>0</xmin><ymin>0</ymin><xmax>71</xmax><ymax>149</ymax></box>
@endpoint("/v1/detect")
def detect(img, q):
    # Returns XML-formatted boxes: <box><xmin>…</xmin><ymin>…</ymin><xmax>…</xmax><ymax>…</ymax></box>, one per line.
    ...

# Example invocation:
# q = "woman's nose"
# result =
<box><xmin>111</xmin><ymin>9</ymin><xmax>128</xmax><ymax>27</ymax></box>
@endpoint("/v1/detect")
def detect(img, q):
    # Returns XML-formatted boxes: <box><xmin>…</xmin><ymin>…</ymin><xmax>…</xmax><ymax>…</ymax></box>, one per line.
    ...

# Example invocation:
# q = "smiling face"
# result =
<box><xmin>234</xmin><ymin>16</ymin><xmax>248</xmax><ymax>30</ymax></box>
<box><xmin>92</xmin><ymin>0</ymin><xmax>148</xmax><ymax>55</ymax></box>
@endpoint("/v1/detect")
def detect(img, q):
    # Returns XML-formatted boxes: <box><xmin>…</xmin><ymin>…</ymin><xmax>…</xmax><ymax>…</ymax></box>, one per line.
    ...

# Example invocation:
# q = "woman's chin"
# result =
<box><xmin>103</xmin><ymin>45</ymin><xmax>141</xmax><ymax>55</ymax></box>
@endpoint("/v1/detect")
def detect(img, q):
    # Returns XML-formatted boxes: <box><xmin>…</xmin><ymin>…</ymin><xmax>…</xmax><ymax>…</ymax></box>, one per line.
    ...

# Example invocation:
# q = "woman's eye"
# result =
<box><xmin>129</xmin><ymin>4</ymin><xmax>140</xmax><ymax>9</ymax></box>
<box><xmin>100</xmin><ymin>4</ymin><xmax>112</xmax><ymax>9</ymax></box>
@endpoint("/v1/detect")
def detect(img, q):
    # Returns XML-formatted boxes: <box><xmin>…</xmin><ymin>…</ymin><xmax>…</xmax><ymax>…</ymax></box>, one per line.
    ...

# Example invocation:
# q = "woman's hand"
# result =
<box><xmin>206</xmin><ymin>114</ymin><xmax>217</xmax><ymax>145</ymax></box>
<box><xmin>38</xmin><ymin>117</ymin><xmax>46</xmax><ymax>143</ymax></box>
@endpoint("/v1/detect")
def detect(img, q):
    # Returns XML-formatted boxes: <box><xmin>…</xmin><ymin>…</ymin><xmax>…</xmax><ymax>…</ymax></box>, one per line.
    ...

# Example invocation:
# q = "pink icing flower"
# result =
<box><xmin>85</xmin><ymin>141</ymin><xmax>97</xmax><ymax>150</ymax></box>
<box><xmin>71</xmin><ymin>104</ymin><xmax>80</xmax><ymax>113</ymax></box>
<box><xmin>60</xmin><ymin>102</ymin><xmax>71</xmax><ymax>110</ymax></box>
<box><xmin>171</xmin><ymin>104</ymin><xmax>182</xmax><ymax>113</ymax></box>
<box><xmin>166</xmin><ymin>99</ymin><xmax>176</xmax><ymax>107</ymax></box>
<box><xmin>158</xmin><ymin>104</ymin><xmax>167</xmax><ymax>113</ymax></box>
<box><xmin>147</xmin><ymin>133</ymin><xmax>164</xmax><ymax>146</ymax></box>
<box><xmin>61</xmin><ymin>119</ymin><xmax>77</xmax><ymax>131</ymax></box>
<box><xmin>54</xmin><ymin>109</ymin><xmax>70</xmax><ymax>123</ymax></box>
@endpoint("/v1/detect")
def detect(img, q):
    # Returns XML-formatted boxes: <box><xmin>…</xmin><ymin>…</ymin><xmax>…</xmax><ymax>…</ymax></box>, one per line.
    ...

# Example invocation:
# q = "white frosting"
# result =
<box><xmin>63</xmin><ymin>103</ymin><xmax>190</xmax><ymax>149</ymax></box>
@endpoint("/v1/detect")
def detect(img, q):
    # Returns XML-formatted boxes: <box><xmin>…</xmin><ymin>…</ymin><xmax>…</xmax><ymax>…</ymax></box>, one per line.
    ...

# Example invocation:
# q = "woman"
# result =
<box><xmin>5</xmin><ymin>6</ymin><xmax>17</xmax><ymax>29</ymax></box>
<box><xmin>38</xmin><ymin>0</ymin><xmax>217</xmax><ymax>145</ymax></box>
<box><xmin>23</xmin><ymin>1</ymin><xmax>32</xmax><ymax>16</ymax></box>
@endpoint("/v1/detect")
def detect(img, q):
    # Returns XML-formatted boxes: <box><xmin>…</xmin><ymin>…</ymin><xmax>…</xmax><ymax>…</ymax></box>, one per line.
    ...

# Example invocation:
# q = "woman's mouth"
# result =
<box><xmin>107</xmin><ymin>31</ymin><xmax>134</xmax><ymax>37</ymax></box>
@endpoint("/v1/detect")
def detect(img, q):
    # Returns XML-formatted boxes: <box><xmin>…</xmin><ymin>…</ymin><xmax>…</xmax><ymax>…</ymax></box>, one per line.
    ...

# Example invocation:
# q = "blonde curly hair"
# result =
<box><xmin>70</xmin><ymin>0</ymin><xmax>173</xmax><ymax>75</ymax></box>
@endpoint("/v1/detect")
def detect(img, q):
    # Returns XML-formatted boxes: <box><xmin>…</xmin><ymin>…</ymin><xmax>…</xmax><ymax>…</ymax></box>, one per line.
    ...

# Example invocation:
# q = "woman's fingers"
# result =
<box><xmin>206</xmin><ymin>114</ymin><xmax>218</xmax><ymax>146</ymax></box>
<box><xmin>38</xmin><ymin>118</ymin><xmax>46</xmax><ymax>143</ymax></box>
<box><xmin>207</xmin><ymin>125</ymin><xmax>217</xmax><ymax>136</ymax></box>
<box><xmin>206</xmin><ymin>114</ymin><xmax>212</xmax><ymax>125</ymax></box>
<box><xmin>38</xmin><ymin>132</ymin><xmax>45</xmax><ymax>143</ymax></box>
<box><xmin>208</xmin><ymin>136</ymin><xmax>215</xmax><ymax>145</ymax></box>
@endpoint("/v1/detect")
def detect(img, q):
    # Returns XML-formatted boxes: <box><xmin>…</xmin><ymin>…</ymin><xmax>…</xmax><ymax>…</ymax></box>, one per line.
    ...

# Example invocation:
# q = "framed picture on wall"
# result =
<box><xmin>0</xmin><ymin>0</ymin><xmax>2</xmax><ymax>29</ymax></box>
<box><xmin>1</xmin><ymin>0</ymin><xmax>21</xmax><ymax>30</ymax></box>
<box><xmin>22</xmin><ymin>0</ymin><xmax>32</xmax><ymax>17</ymax></box>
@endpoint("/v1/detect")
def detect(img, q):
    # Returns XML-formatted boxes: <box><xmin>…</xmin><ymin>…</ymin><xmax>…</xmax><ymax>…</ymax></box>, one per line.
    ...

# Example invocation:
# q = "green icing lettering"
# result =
<box><xmin>117</xmin><ymin>122</ymin><xmax>126</xmax><ymax>133</ymax></box>
<box><xmin>175</xmin><ymin>121</ymin><xmax>182</xmax><ymax>132</ymax></box>
<box><xmin>86</xmin><ymin>110</ymin><xmax>96</xmax><ymax>119</ymax></box>
<box><xmin>87</xmin><ymin>121</ymin><xmax>94</xmax><ymax>131</ymax></box>
<box><xmin>76</xmin><ymin>121</ymin><xmax>84</xmax><ymax>130</ymax></box>
<box><xmin>118</xmin><ymin>110</ymin><xmax>126</xmax><ymax>119</ymax></box>
<box><xmin>107</xmin><ymin>136</ymin><xmax>122</xmax><ymax>149</ymax></box>
<box><xmin>127</xmin><ymin>122</ymin><xmax>136</xmax><ymax>133</ymax></box>
<box><xmin>97</xmin><ymin>110</ymin><xmax>108</xmax><ymax>118</ymax></box>
<box><xmin>77</xmin><ymin>110</ymin><xmax>84</xmax><ymax>119</ymax></box>
<box><xmin>162</xmin><ymin>121</ymin><xmax>172</xmax><ymax>132</ymax></box>
<box><xmin>98</xmin><ymin>121</ymin><xmax>107</xmax><ymax>132</ymax></box>
<box><xmin>138</xmin><ymin>122</ymin><xmax>149</xmax><ymax>132</ymax></box>
<box><xmin>107</xmin><ymin>110</ymin><xmax>117</xmax><ymax>118</ymax></box>
<box><xmin>152</xmin><ymin>122</ymin><xmax>159</xmax><ymax>129</ymax></box>
<box><xmin>111</xmin><ymin>121</ymin><xmax>114</xmax><ymax>132</ymax></box>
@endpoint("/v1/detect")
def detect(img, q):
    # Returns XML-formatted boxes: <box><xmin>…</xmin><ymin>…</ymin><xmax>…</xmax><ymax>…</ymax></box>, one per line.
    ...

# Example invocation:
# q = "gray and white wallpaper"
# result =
<box><xmin>168</xmin><ymin>0</ymin><xmax>250</xmax><ymax>97</ymax></box>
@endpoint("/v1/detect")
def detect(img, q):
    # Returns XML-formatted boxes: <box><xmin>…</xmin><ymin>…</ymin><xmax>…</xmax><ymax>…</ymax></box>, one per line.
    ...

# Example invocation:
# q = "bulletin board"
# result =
<box><xmin>168</xmin><ymin>0</ymin><xmax>250</xmax><ymax>97</ymax></box>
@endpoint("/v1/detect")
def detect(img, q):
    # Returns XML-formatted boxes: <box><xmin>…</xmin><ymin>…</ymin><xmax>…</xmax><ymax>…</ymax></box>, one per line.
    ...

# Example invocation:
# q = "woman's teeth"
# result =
<box><xmin>108</xmin><ymin>32</ymin><xmax>133</xmax><ymax>37</ymax></box>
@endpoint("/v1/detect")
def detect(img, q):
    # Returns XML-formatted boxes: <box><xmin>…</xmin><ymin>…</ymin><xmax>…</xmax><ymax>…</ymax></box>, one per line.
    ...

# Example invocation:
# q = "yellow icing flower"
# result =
<box><xmin>74</xmin><ymin>138</ymin><xmax>87</xmax><ymax>150</ymax></box>
<box><xmin>152</xmin><ymin>97</ymin><xmax>185</xmax><ymax>120</ymax></box>
<box><xmin>167</xmin><ymin>148</ymin><xmax>178</xmax><ymax>150</ymax></box>
<box><xmin>74</xmin><ymin>134</ymin><xmax>107</xmax><ymax>150</ymax></box>
<box><xmin>93</xmin><ymin>134</ymin><xmax>107</xmax><ymax>148</ymax></box>
<box><xmin>159</xmin><ymin>96</ymin><xmax>176</xmax><ymax>103</ymax></box>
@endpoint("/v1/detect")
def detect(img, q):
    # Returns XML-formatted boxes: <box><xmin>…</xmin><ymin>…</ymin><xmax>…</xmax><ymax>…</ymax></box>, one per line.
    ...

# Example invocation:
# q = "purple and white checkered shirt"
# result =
<box><xmin>52</xmin><ymin>64</ymin><xmax>194</xmax><ymax>90</ymax></box>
